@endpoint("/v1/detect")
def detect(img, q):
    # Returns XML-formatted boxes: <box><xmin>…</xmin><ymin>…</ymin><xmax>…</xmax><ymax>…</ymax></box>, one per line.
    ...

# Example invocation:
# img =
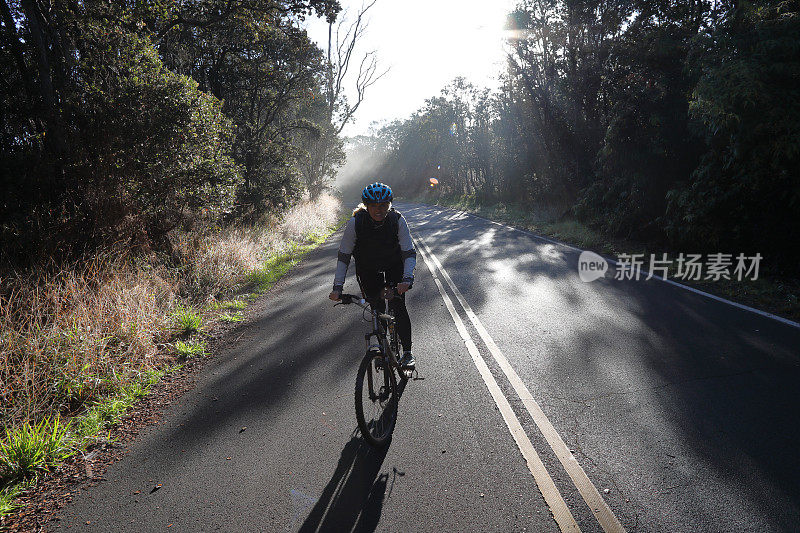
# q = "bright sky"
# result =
<box><xmin>304</xmin><ymin>0</ymin><xmax>517</xmax><ymax>137</ymax></box>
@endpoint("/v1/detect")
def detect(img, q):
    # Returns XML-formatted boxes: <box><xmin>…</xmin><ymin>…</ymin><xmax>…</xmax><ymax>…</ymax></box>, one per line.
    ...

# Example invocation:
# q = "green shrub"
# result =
<box><xmin>175</xmin><ymin>340</ymin><xmax>206</xmax><ymax>357</ymax></box>
<box><xmin>209</xmin><ymin>299</ymin><xmax>247</xmax><ymax>311</ymax></box>
<box><xmin>174</xmin><ymin>307</ymin><xmax>203</xmax><ymax>333</ymax></box>
<box><xmin>74</xmin><ymin>378</ymin><xmax>155</xmax><ymax>445</ymax></box>
<box><xmin>0</xmin><ymin>418</ymin><xmax>73</xmax><ymax>481</ymax></box>
<box><xmin>0</xmin><ymin>479</ymin><xmax>31</xmax><ymax>517</ymax></box>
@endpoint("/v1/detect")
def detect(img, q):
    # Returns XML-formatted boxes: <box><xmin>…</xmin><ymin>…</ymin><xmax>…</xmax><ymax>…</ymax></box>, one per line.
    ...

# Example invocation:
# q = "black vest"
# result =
<box><xmin>353</xmin><ymin>208</ymin><xmax>402</xmax><ymax>272</ymax></box>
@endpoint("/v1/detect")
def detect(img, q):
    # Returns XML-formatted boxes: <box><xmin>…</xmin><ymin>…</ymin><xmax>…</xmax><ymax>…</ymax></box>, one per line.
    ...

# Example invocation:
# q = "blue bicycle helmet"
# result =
<box><xmin>361</xmin><ymin>182</ymin><xmax>393</xmax><ymax>203</ymax></box>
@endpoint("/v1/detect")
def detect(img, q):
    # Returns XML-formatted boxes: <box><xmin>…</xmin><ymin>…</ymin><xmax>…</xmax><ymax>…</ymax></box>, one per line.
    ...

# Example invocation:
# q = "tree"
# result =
<box><xmin>300</xmin><ymin>0</ymin><xmax>387</xmax><ymax>198</ymax></box>
<box><xmin>578</xmin><ymin>0</ymin><xmax>708</xmax><ymax>239</ymax></box>
<box><xmin>0</xmin><ymin>0</ymin><xmax>344</xmax><ymax>261</ymax></box>
<box><xmin>155</xmin><ymin>0</ymin><xmax>342</xmax><ymax>215</ymax></box>
<box><xmin>505</xmin><ymin>0</ymin><xmax>634</xmax><ymax>206</ymax></box>
<box><xmin>666</xmin><ymin>0</ymin><xmax>800</xmax><ymax>273</ymax></box>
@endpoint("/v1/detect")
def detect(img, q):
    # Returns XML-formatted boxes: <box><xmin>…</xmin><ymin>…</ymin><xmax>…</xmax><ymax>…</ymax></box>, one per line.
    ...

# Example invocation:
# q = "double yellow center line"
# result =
<box><xmin>416</xmin><ymin>236</ymin><xmax>625</xmax><ymax>533</ymax></box>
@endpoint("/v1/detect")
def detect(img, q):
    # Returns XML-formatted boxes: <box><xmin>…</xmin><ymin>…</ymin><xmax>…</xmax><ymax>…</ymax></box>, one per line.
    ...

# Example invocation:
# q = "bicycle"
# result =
<box><xmin>335</xmin><ymin>283</ymin><xmax>413</xmax><ymax>447</ymax></box>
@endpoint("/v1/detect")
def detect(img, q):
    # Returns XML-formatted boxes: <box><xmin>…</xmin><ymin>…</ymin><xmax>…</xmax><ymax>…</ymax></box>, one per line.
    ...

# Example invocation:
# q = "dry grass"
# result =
<box><xmin>0</xmin><ymin>194</ymin><xmax>343</xmax><ymax>431</ymax></box>
<box><xmin>280</xmin><ymin>193</ymin><xmax>342</xmax><ymax>242</ymax></box>
<box><xmin>0</xmin><ymin>252</ymin><xmax>173</xmax><ymax>427</ymax></box>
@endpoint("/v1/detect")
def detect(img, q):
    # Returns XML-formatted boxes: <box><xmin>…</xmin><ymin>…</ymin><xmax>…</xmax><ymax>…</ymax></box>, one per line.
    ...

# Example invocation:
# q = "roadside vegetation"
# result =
<box><xmin>368</xmin><ymin>1</ymin><xmax>800</xmax><ymax>278</ymax></box>
<box><xmin>0</xmin><ymin>194</ymin><xmax>345</xmax><ymax>523</ymax></box>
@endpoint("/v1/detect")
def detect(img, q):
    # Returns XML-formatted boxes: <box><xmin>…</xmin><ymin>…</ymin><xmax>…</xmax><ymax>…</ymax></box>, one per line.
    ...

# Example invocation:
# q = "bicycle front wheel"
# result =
<box><xmin>355</xmin><ymin>351</ymin><xmax>398</xmax><ymax>447</ymax></box>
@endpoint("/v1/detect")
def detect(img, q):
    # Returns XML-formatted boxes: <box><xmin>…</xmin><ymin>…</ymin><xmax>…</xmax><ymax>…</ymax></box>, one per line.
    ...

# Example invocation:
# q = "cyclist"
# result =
<box><xmin>329</xmin><ymin>182</ymin><xmax>417</xmax><ymax>368</ymax></box>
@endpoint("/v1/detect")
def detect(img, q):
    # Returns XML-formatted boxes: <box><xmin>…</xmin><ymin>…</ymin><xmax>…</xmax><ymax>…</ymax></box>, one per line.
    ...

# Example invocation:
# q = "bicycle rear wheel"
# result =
<box><xmin>355</xmin><ymin>351</ymin><xmax>398</xmax><ymax>447</ymax></box>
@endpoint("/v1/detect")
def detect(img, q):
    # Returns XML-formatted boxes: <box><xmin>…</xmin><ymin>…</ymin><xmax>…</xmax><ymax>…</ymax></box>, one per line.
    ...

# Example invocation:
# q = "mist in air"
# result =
<box><xmin>334</xmin><ymin>138</ymin><xmax>390</xmax><ymax>206</ymax></box>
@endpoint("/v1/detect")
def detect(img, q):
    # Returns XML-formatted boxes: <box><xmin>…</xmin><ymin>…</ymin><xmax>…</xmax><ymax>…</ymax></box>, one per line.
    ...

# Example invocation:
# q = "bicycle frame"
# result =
<box><xmin>338</xmin><ymin>289</ymin><xmax>404</xmax><ymax>389</ymax></box>
<box><xmin>337</xmin><ymin>285</ymin><xmax>407</xmax><ymax>446</ymax></box>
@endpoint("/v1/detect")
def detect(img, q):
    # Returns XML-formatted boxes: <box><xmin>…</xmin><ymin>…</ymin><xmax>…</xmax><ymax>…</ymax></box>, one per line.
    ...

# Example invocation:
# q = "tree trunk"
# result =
<box><xmin>20</xmin><ymin>0</ymin><xmax>66</xmax><ymax>161</ymax></box>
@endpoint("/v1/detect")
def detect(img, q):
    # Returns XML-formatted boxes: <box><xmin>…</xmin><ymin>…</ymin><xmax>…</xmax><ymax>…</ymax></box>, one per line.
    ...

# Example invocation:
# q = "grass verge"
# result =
<box><xmin>417</xmin><ymin>193</ymin><xmax>800</xmax><ymax>322</ymax></box>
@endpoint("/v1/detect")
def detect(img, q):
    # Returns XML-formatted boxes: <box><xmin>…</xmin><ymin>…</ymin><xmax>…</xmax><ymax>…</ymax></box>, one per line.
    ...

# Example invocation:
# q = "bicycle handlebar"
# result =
<box><xmin>336</xmin><ymin>281</ymin><xmax>401</xmax><ymax>304</ymax></box>
<box><xmin>339</xmin><ymin>294</ymin><xmax>367</xmax><ymax>306</ymax></box>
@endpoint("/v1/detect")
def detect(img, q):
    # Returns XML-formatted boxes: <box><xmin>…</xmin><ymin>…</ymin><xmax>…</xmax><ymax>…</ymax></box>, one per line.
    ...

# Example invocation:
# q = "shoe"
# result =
<box><xmin>400</xmin><ymin>351</ymin><xmax>415</xmax><ymax>369</ymax></box>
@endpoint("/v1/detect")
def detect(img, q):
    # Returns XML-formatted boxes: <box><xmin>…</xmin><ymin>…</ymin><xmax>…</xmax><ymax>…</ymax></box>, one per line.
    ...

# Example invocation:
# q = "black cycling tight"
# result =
<box><xmin>357</xmin><ymin>267</ymin><xmax>412</xmax><ymax>352</ymax></box>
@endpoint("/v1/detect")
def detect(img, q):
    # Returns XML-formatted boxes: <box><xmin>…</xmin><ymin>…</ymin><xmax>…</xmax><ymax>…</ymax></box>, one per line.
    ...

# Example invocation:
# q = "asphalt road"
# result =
<box><xmin>54</xmin><ymin>202</ymin><xmax>800</xmax><ymax>532</ymax></box>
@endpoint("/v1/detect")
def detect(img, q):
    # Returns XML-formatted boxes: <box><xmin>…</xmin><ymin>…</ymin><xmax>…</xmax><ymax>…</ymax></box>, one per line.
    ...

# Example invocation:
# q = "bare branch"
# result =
<box><xmin>335</xmin><ymin>49</ymin><xmax>388</xmax><ymax>134</ymax></box>
<box><xmin>306</xmin><ymin>0</ymin><xmax>383</xmax><ymax>196</ymax></box>
<box><xmin>326</xmin><ymin>0</ymin><xmax>379</xmax><ymax>128</ymax></box>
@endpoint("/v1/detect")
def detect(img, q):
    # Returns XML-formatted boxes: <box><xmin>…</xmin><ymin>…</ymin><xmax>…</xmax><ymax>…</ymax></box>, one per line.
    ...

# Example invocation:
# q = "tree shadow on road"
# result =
<box><xmin>296</xmin><ymin>432</ymin><xmax>391</xmax><ymax>533</ymax></box>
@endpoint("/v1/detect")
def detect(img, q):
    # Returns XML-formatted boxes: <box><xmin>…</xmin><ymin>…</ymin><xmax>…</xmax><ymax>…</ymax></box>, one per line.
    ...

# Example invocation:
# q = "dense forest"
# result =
<box><xmin>2</xmin><ymin>0</ymin><xmax>798</xmax><ymax>274</ymax></box>
<box><xmin>0</xmin><ymin>0</ymin><xmax>354</xmax><ymax>264</ymax></box>
<box><xmin>355</xmin><ymin>0</ymin><xmax>799</xmax><ymax>275</ymax></box>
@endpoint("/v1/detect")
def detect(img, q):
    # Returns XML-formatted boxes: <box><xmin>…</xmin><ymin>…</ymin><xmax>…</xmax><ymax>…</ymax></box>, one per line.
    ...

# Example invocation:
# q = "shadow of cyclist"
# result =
<box><xmin>296</xmin><ymin>432</ymin><xmax>392</xmax><ymax>533</ymax></box>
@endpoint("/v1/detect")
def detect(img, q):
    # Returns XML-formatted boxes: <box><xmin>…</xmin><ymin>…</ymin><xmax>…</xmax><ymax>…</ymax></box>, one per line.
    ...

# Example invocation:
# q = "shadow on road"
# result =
<box><xmin>296</xmin><ymin>432</ymin><xmax>390</xmax><ymax>533</ymax></box>
<box><xmin>296</xmin><ymin>376</ymin><xmax>409</xmax><ymax>533</ymax></box>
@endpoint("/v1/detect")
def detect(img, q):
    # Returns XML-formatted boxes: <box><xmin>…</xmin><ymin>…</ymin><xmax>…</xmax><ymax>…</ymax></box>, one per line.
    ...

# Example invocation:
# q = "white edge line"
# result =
<box><xmin>425</xmin><ymin>204</ymin><xmax>800</xmax><ymax>330</ymax></box>
<box><xmin>415</xmin><ymin>238</ymin><xmax>581</xmax><ymax>532</ymax></box>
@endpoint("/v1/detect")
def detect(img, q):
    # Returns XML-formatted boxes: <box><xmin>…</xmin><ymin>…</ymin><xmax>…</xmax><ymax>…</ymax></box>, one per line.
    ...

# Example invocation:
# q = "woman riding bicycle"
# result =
<box><xmin>329</xmin><ymin>182</ymin><xmax>417</xmax><ymax>368</ymax></box>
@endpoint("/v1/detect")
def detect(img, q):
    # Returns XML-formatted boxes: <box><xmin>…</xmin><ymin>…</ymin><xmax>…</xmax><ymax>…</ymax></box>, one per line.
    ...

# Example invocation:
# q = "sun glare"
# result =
<box><xmin>305</xmin><ymin>1</ymin><xmax>516</xmax><ymax>136</ymax></box>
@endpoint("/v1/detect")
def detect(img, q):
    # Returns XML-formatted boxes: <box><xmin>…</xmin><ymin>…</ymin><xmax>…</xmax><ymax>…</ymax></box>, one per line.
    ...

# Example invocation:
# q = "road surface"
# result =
<box><xmin>54</xmin><ymin>202</ymin><xmax>800</xmax><ymax>532</ymax></box>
